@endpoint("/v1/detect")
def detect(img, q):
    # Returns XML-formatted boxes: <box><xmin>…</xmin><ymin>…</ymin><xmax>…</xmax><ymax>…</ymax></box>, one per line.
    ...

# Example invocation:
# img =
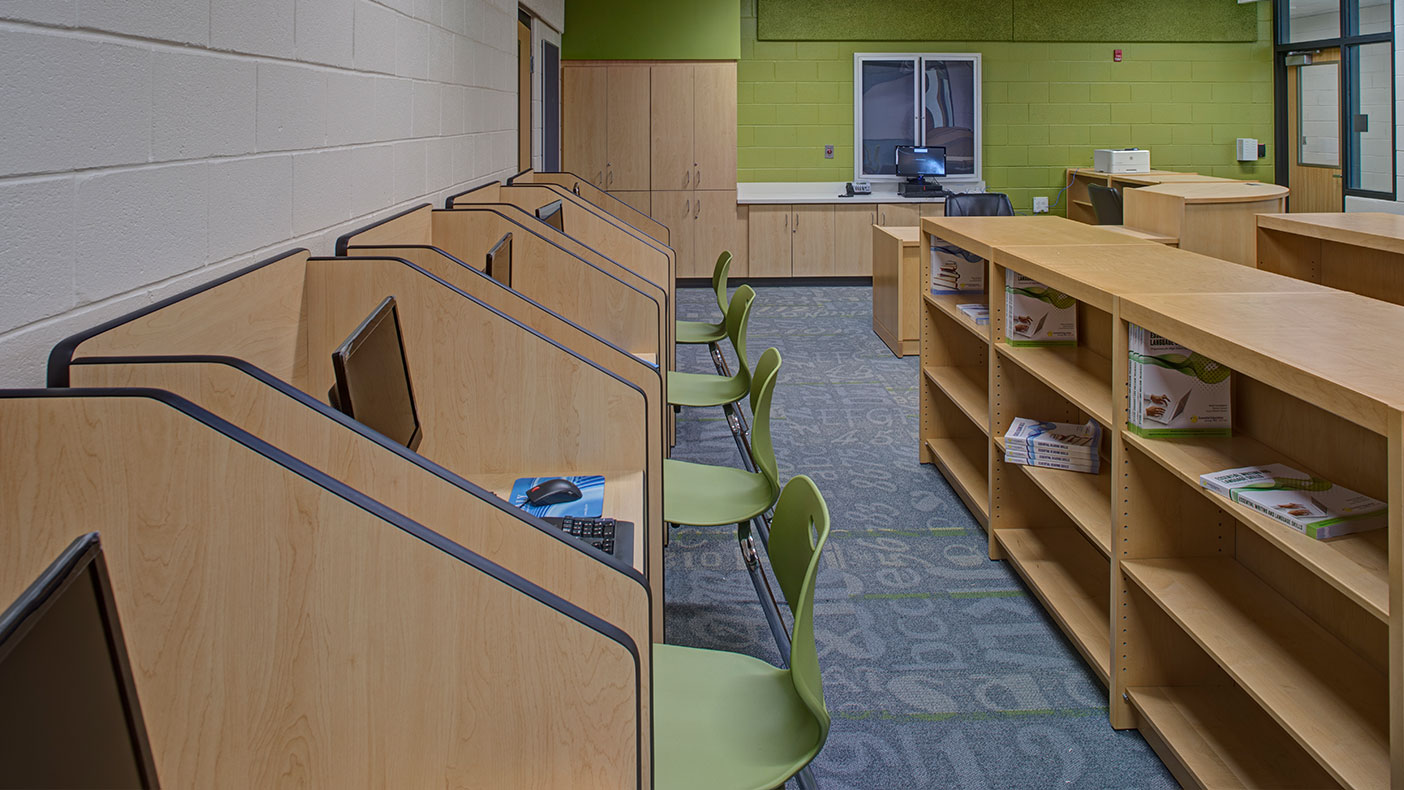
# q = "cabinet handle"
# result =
<box><xmin>880</xmin><ymin>211</ymin><xmax>886</xmax><ymax>225</ymax></box>
<box><xmin>694</xmin><ymin>200</ymin><xmax>700</xmax><ymax>219</ymax></box>
<box><xmin>784</xmin><ymin>214</ymin><xmax>788</xmax><ymax>230</ymax></box>
<box><xmin>607</xmin><ymin>168</ymin><xmax>613</xmax><ymax>186</ymax></box>
<box><xmin>794</xmin><ymin>212</ymin><xmax>800</xmax><ymax>231</ymax></box>
<box><xmin>683</xmin><ymin>170</ymin><xmax>690</xmax><ymax>189</ymax></box>
<box><xmin>696</xmin><ymin>167</ymin><xmax>701</xmax><ymax>188</ymax></box>
<box><xmin>684</xmin><ymin>199</ymin><xmax>690</xmax><ymax>217</ymax></box>
<box><xmin>596</xmin><ymin>171</ymin><xmax>603</xmax><ymax>186</ymax></box>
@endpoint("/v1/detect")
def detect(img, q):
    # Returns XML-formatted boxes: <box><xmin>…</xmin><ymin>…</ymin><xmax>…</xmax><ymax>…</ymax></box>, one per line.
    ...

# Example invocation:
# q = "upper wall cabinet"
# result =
<box><xmin>651</xmin><ymin>62</ymin><xmax>737</xmax><ymax>191</ymax></box>
<box><xmin>563</xmin><ymin>65</ymin><xmax>651</xmax><ymax>191</ymax></box>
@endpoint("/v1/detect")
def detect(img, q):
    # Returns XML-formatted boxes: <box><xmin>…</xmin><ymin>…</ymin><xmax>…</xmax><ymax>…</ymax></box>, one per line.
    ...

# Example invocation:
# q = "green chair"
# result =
<box><xmin>669</xmin><ymin>284</ymin><xmax>757</xmax><ymax>467</ymax></box>
<box><xmin>676</xmin><ymin>251</ymin><xmax>734</xmax><ymax>376</ymax></box>
<box><xmin>655</xmin><ymin>475</ymin><xmax>832</xmax><ymax>790</ymax></box>
<box><xmin>666</xmin><ymin>347</ymin><xmax>788</xmax><ymax>652</ymax></box>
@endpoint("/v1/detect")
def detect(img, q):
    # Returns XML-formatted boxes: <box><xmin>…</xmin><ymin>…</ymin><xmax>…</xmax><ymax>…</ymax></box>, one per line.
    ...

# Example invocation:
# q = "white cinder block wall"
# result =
<box><xmin>0</xmin><ymin>0</ymin><xmax>561</xmax><ymax>385</ymax></box>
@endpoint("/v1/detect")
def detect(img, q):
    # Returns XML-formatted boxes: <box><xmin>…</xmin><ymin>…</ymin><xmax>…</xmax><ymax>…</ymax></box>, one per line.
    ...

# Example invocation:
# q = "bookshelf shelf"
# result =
<box><xmin>923</xmin><ymin>365</ymin><xmax>988</xmax><ymax>435</ymax></box>
<box><xmin>996</xmin><ymin>527</ymin><xmax>1110</xmax><ymax>684</ymax></box>
<box><xmin>995</xmin><ymin>343</ymin><xmax>1112</xmax><ymax>427</ymax></box>
<box><xmin>926</xmin><ymin>438</ymin><xmax>989</xmax><ymax>524</ymax></box>
<box><xmin>924</xmin><ymin>292</ymin><xmax>988</xmax><ymax>340</ymax></box>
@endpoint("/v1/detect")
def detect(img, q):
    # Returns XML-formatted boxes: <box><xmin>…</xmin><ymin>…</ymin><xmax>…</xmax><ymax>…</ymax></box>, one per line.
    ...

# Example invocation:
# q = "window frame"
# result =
<box><xmin>853</xmin><ymin>52</ymin><xmax>983</xmax><ymax>184</ymax></box>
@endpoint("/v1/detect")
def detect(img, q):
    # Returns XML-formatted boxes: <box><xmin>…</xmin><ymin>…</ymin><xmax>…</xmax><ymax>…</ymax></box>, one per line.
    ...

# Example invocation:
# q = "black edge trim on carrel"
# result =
<box><xmin>0</xmin><ymin>387</ymin><xmax>643</xmax><ymax>788</ymax></box>
<box><xmin>505</xmin><ymin>167</ymin><xmax>533</xmax><ymax>186</ymax></box>
<box><xmin>520</xmin><ymin>182</ymin><xmax>670</xmax><ymax>256</ymax></box>
<box><xmin>680</xmin><ymin>276</ymin><xmax>874</xmax><ymax>288</ymax></box>
<box><xmin>308</xmin><ymin>253</ymin><xmax>655</xmax><ymax>584</ymax></box>
<box><xmin>444</xmin><ymin>179</ymin><xmax>505</xmax><ymax>208</ymax></box>
<box><xmin>66</xmin><ymin>354</ymin><xmax>648</xmax><ymax>590</ymax></box>
<box><xmin>332</xmin><ymin>203</ymin><xmax>434</xmax><ymax>256</ymax></box>
<box><xmin>46</xmin><ymin>248</ymin><xmax>310</xmax><ymax>388</ymax></box>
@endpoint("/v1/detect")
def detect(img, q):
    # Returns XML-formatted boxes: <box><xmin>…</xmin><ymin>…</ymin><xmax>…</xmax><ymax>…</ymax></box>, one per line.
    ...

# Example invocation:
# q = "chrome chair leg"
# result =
<box><xmin>739</xmin><ymin>522</ymin><xmax>791</xmax><ymax>664</ymax></box>
<box><xmin>708</xmin><ymin>341</ymin><xmax>732</xmax><ymax>376</ymax></box>
<box><xmin>722</xmin><ymin>402</ymin><xmax>755</xmax><ymax>473</ymax></box>
<box><xmin>795</xmin><ymin>764</ymin><xmax>820</xmax><ymax>789</ymax></box>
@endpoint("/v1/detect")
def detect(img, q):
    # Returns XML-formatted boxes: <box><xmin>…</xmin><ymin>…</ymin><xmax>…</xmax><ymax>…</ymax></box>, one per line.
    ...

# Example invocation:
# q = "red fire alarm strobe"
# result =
<box><xmin>1114</xmin><ymin>49</ymin><xmax>1123</xmax><ymax>62</ymax></box>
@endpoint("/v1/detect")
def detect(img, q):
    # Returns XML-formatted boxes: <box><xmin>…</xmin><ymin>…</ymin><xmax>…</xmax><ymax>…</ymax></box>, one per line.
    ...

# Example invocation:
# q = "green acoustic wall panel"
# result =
<box><xmin>1013</xmin><ymin>0</ymin><xmax>1258</xmax><ymax>43</ymax></box>
<box><xmin>756</xmin><ymin>0</ymin><xmax>1011</xmax><ymax>42</ymax></box>
<box><xmin>758</xmin><ymin>0</ymin><xmax>1257</xmax><ymax>42</ymax></box>
<box><xmin>738</xmin><ymin>0</ymin><xmax>1276</xmax><ymax>214</ymax></box>
<box><xmin>563</xmin><ymin>0</ymin><xmax>741</xmax><ymax>60</ymax></box>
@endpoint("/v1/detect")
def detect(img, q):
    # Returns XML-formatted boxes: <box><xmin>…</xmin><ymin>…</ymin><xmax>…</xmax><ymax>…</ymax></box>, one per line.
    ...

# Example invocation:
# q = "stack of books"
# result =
<box><xmin>956</xmin><ymin>303</ymin><xmax>989</xmax><ymax>325</ymax></box>
<box><xmin>1003</xmin><ymin>418</ymin><xmax>1101</xmax><ymax>474</ymax></box>
<box><xmin>1199</xmin><ymin>464</ymin><xmax>1386</xmax><ymax>540</ymax></box>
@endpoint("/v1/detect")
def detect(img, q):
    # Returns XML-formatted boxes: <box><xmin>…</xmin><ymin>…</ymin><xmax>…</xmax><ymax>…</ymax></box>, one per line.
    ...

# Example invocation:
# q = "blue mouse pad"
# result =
<box><xmin>509</xmin><ymin>475</ymin><xmax>605</xmax><ymax>518</ymax></box>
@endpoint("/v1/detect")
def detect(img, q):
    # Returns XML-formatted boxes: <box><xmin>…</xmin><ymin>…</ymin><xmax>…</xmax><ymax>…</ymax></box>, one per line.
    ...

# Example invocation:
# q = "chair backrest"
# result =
<box><xmin>944</xmin><ymin>192</ymin><xmax>1014</xmax><ymax>217</ymax></box>
<box><xmin>1087</xmin><ymin>184</ymin><xmax>1124</xmax><ymax>225</ymax></box>
<box><xmin>725</xmin><ymin>284</ymin><xmax>757</xmax><ymax>384</ymax></box>
<box><xmin>710</xmin><ymin>251</ymin><xmax>733</xmax><ymax>317</ymax></box>
<box><xmin>768</xmin><ymin>475</ymin><xmax>832</xmax><ymax>750</ymax></box>
<box><xmin>747</xmin><ymin>346</ymin><xmax>782</xmax><ymax>499</ymax></box>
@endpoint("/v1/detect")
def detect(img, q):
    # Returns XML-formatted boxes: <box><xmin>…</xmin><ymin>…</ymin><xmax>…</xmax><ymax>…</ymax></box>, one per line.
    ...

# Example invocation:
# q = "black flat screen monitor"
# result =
<box><xmin>896</xmin><ymin>146</ymin><xmax>947</xmax><ymax>179</ymax></box>
<box><xmin>329</xmin><ymin>296</ymin><xmax>423</xmax><ymax>451</ymax></box>
<box><xmin>536</xmin><ymin>199</ymin><xmax>564</xmax><ymax>232</ymax></box>
<box><xmin>485</xmin><ymin>232</ymin><xmax>512</xmax><ymax>288</ymax></box>
<box><xmin>0</xmin><ymin>532</ymin><xmax>160</xmax><ymax>789</ymax></box>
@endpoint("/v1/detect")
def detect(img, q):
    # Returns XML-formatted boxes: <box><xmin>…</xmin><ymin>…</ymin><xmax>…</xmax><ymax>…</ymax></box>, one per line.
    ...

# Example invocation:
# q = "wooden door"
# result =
<box><xmin>1287</xmin><ymin>48</ymin><xmax>1342</xmax><ymax>212</ymax></box>
<box><xmin>563</xmin><ymin>66</ymin><xmax>607</xmax><ymax>188</ymax></box>
<box><xmin>877</xmin><ymin>202</ymin><xmax>920</xmax><ymax>227</ymax></box>
<box><xmin>606</xmin><ymin>66</ymin><xmax>651</xmax><ymax>192</ymax></box>
<box><xmin>650</xmin><ymin>64</ymin><xmax>695</xmax><ymax>191</ymax></box>
<box><xmin>653</xmin><ymin>191</ymin><xmax>696</xmax><ymax>276</ymax></box>
<box><xmin>747</xmin><ymin>205</ymin><xmax>792</xmax><ymax>277</ymax></box>
<box><xmin>833</xmin><ymin>204</ymin><xmax>877</xmax><ymax>276</ymax></box>
<box><xmin>694</xmin><ymin>191</ymin><xmax>749</xmax><ymax>278</ymax></box>
<box><xmin>693</xmin><ymin>62</ymin><xmax>737</xmax><ymax>191</ymax></box>
<box><xmin>516</xmin><ymin>16</ymin><xmax>532</xmax><ymax>171</ymax></box>
<box><xmin>790</xmin><ymin>205</ymin><xmax>835</xmax><ymax>276</ymax></box>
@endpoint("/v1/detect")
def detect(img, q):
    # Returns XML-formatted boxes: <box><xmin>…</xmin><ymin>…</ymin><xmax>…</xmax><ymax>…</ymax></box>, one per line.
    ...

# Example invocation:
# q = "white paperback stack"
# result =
<box><xmin>1003</xmin><ymin>418</ymin><xmax>1101</xmax><ymax>473</ymax></box>
<box><xmin>956</xmin><ymin>304</ymin><xmax>989</xmax><ymax>325</ymax></box>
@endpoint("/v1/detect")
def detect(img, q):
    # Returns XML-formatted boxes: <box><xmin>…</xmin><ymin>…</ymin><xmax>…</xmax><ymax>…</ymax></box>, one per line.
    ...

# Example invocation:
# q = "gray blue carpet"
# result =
<box><xmin>665</xmin><ymin>284</ymin><xmax>1177</xmax><ymax>789</ymax></box>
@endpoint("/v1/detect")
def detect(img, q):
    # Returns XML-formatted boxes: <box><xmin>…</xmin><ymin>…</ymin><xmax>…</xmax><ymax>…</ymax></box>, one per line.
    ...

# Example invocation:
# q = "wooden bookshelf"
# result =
<box><xmin>996</xmin><ymin>435</ymin><xmax>1111</xmax><ymax>555</ymax></box>
<box><xmin>995</xmin><ymin>343</ymin><xmax>1113</xmax><ymax>427</ymax></box>
<box><xmin>923</xmin><ymin>292</ymin><xmax>988</xmax><ymax>340</ymax></box>
<box><xmin>926</xmin><ymin>437</ymin><xmax>989</xmax><ymax>524</ymax></box>
<box><xmin>996</xmin><ymin>527</ymin><xmax>1110</xmax><ymax>684</ymax></box>
<box><xmin>923</xmin><ymin>364</ymin><xmax>987</xmax><ymax>434</ymax></box>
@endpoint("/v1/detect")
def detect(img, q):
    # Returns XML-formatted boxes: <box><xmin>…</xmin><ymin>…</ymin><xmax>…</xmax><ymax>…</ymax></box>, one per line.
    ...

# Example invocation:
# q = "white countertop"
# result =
<box><xmin>737</xmin><ymin>181</ymin><xmax>986</xmax><ymax>205</ymax></box>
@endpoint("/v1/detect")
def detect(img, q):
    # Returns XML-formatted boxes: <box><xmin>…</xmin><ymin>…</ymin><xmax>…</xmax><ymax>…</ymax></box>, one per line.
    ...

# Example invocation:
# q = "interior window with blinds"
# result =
<box><xmin>855</xmin><ymin>54</ymin><xmax>982</xmax><ymax>182</ymax></box>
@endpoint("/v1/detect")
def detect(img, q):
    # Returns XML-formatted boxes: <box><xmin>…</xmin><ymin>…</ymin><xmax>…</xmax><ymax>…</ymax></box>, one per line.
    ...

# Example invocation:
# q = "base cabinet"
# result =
<box><xmin>747</xmin><ymin>205</ymin><xmax>792</xmax><ymax>276</ymax></box>
<box><xmin>834</xmin><ymin>204</ymin><xmax>878</xmax><ymax>276</ymax></box>
<box><xmin>790</xmin><ymin>206</ymin><xmax>836</xmax><ymax>276</ymax></box>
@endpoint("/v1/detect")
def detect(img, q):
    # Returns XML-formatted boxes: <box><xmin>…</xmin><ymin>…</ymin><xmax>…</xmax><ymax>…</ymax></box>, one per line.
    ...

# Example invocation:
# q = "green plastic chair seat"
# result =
<box><xmin>676</xmin><ymin>318</ymin><xmax>726</xmax><ymax>345</ymax></box>
<box><xmin>654</xmin><ymin>643</ymin><xmax>824</xmax><ymax>790</ymax></box>
<box><xmin>667</xmin><ymin>369</ymin><xmax>749</xmax><ymax>407</ymax></box>
<box><xmin>664</xmin><ymin>458</ymin><xmax>776</xmax><ymax>526</ymax></box>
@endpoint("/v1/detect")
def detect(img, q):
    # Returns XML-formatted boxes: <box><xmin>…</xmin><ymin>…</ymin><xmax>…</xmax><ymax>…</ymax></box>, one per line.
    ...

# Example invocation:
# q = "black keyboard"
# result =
<box><xmin>542</xmin><ymin>516</ymin><xmax>625</xmax><ymax>558</ymax></box>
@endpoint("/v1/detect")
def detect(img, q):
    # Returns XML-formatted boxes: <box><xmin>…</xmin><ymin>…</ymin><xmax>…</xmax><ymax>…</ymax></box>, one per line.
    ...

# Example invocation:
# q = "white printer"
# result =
<box><xmin>1093</xmin><ymin>148</ymin><xmax>1150</xmax><ymax>174</ymax></box>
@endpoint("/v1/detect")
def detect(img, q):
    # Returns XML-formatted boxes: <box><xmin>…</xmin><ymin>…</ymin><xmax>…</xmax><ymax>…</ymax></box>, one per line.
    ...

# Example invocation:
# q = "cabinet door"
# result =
<box><xmin>693</xmin><ymin>62</ymin><xmax>737</xmax><ymax>191</ymax></box>
<box><xmin>747</xmin><ymin>205</ymin><xmax>792</xmax><ymax>277</ymax></box>
<box><xmin>876</xmin><ymin>202</ymin><xmax>920</xmax><ymax>227</ymax></box>
<box><xmin>653</xmin><ymin>191</ymin><xmax>696</xmax><ymax>276</ymax></box>
<box><xmin>790</xmin><ymin>205</ymin><xmax>835</xmax><ymax>276</ymax></box>
<box><xmin>563</xmin><ymin>66</ymin><xmax>607</xmax><ymax>188</ymax></box>
<box><xmin>650</xmin><ymin>64</ymin><xmax>695</xmax><ymax>191</ymax></box>
<box><xmin>920</xmin><ymin>202</ymin><xmax>946</xmax><ymax>218</ymax></box>
<box><xmin>833</xmin><ymin>204</ymin><xmax>878</xmax><ymax>276</ymax></box>
<box><xmin>609</xmin><ymin>190</ymin><xmax>651</xmax><ymax>216</ymax></box>
<box><xmin>606</xmin><ymin>66</ymin><xmax>651</xmax><ymax>192</ymax></box>
<box><xmin>694</xmin><ymin>190</ymin><xmax>749</xmax><ymax>278</ymax></box>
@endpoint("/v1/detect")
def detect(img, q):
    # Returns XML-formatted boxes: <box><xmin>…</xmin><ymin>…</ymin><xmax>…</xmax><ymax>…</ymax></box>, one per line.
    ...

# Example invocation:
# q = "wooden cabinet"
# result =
<box><xmin>609</xmin><ymin>190</ymin><xmax>650</xmax><ymax>215</ymax></box>
<box><xmin>563</xmin><ymin>67</ymin><xmax>607</xmax><ymax>189</ymax></box>
<box><xmin>605</xmin><ymin>66</ymin><xmax>650</xmax><ymax>192</ymax></box>
<box><xmin>877</xmin><ymin>202</ymin><xmax>920</xmax><ymax>227</ymax></box>
<box><xmin>694</xmin><ymin>190</ymin><xmax>749</xmax><ymax>278</ymax></box>
<box><xmin>790</xmin><ymin>206</ymin><xmax>835</xmax><ymax>276</ymax></box>
<box><xmin>748</xmin><ymin>206</ymin><xmax>792</xmax><ymax>277</ymax></box>
<box><xmin>693</xmin><ymin>63</ymin><xmax>737</xmax><ymax>191</ymax></box>
<box><xmin>834</xmin><ymin>204</ymin><xmax>878</xmax><ymax>276</ymax></box>
<box><xmin>650</xmin><ymin>65</ymin><xmax>694</xmax><ymax>191</ymax></box>
<box><xmin>920</xmin><ymin>203</ymin><xmax>946</xmax><ymax>218</ymax></box>
<box><xmin>652</xmin><ymin>191</ymin><xmax>695</xmax><ymax>276</ymax></box>
<box><xmin>563</xmin><ymin>64</ymin><xmax>651</xmax><ymax>192</ymax></box>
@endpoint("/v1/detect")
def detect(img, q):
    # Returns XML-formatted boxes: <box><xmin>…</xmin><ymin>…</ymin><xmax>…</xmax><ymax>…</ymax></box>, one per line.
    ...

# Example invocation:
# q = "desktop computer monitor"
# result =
<box><xmin>0</xmin><ymin>532</ymin><xmax>160</xmax><ymax>789</ymax></box>
<box><xmin>536</xmin><ymin>200</ymin><xmax>565</xmax><ymax>232</ymax></box>
<box><xmin>485</xmin><ymin>232</ymin><xmax>512</xmax><ymax>288</ymax></box>
<box><xmin>895</xmin><ymin>145</ymin><xmax>947</xmax><ymax>180</ymax></box>
<box><xmin>328</xmin><ymin>296</ymin><xmax>423</xmax><ymax>451</ymax></box>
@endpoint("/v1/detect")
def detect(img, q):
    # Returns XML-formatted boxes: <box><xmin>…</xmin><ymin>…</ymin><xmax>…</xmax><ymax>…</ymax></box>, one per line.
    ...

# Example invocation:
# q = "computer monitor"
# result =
<box><xmin>328</xmin><ymin>296</ymin><xmax>423</xmax><ymax>451</ymax></box>
<box><xmin>0</xmin><ymin>533</ymin><xmax>160</xmax><ymax>789</ymax></box>
<box><xmin>536</xmin><ymin>199</ymin><xmax>564</xmax><ymax>232</ymax></box>
<box><xmin>895</xmin><ymin>145</ymin><xmax>947</xmax><ymax>181</ymax></box>
<box><xmin>485</xmin><ymin>232</ymin><xmax>512</xmax><ymax>288</ymax></box>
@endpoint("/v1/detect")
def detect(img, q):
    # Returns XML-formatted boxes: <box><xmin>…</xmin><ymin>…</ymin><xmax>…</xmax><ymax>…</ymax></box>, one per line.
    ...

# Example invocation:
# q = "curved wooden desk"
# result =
<box><xmin>1124</xmin><ymin>181</ymin><xmax>1289</xmax><ymax>266</ymax></box>
<box><xmin>1257</xmin><ymin>211</ymin><xmax>1404</xmax><ymax>306</ymax></box>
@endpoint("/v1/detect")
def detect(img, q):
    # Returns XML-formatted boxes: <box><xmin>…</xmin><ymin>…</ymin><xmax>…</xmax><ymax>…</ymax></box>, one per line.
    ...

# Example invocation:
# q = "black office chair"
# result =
<box><xmin>944</xmin><ymin>192</ymin><xmax>1014</xmax><ymax>217</ymax></box>
<box><xmin>1087</xmin><ymin>184</ymin><xmax>1124</xmax><ymax>225</ymax></box>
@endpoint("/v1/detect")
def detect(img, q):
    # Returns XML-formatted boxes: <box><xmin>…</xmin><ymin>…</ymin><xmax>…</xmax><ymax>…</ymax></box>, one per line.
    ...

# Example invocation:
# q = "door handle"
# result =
<box><xmin>694</xmin><ymin>200</ymin><xmax>700</xmax><ymax>219</ymax></box>
<box><xmin>794</xmin><ymin>212</ymin><xmax>799</xmax><ymax>231</ymax></box>
<box><xmin>696</xmin><ymin>166</ymin><xmax>701</xmax><ymax>188</ymax></box>
<box><xmin>596</xmin><ymin>170</ymin><xmax>603</xmax><ymax>186</ymax></box>
<box><xmin>784</xmin><ymin>214</ymin><xmax>788</xmax><ymax>230</ymax></box>
<box><xmin>684</xmin><ymin>199</ymin><xmax>690</xmax><ymax>216</ymax></box>
<box><xmin>683</xmin><ymin>170</ymin><xmax>690</xmax><ymax>189</ymax></box>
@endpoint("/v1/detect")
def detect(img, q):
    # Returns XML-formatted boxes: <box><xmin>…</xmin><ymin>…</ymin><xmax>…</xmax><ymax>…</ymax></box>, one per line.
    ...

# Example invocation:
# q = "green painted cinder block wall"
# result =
<box><xmin>737</xmin><ymin>0</ymin><xmax>1276</xmax><ymax>213</ymax></box>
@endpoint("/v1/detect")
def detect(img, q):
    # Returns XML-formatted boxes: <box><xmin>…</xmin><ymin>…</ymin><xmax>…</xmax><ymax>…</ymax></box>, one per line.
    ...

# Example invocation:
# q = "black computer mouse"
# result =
<box><xmin>525</xmin><ymin>478</ymin><xmax>583</xmax><ymax>506</ymax></box>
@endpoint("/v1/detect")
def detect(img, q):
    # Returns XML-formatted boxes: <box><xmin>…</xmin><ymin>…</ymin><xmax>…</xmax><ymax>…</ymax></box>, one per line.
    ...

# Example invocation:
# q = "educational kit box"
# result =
<box><xmin>1127</xmin><ymin>324</ymin><xmax>1231</xmax><ymax>437</ymax></box>
<box><xmin>1005</xmin><ymin>273</ymin><xmax>1076</xmax><ymax>346</ymax></box>
<box><xmin>1002</xmin><ymin>417</ymin><xmax>1101</xmax><ymax>474</ymax></box>
<box><xmin>930</xmin><ymin>240</ymin><xmax>985</xmax><ymax>294</ymax></box>
<box><xmin>1199</xmin><ymin>464</ymin><xmax>1386</xmax><ymax>540</ymax></box>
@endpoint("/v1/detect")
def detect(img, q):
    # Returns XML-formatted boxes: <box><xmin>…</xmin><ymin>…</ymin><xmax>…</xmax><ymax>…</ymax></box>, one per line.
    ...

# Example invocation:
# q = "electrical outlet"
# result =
<box><xmin>1033</xmin><ymin>196</ymin><xmax>1049</xmax><ymax>213</ymax></box>
<box><xmin>824</xmin><ymin>144</ymin><xmax>834</xmax><ymax>159</ymax></box>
